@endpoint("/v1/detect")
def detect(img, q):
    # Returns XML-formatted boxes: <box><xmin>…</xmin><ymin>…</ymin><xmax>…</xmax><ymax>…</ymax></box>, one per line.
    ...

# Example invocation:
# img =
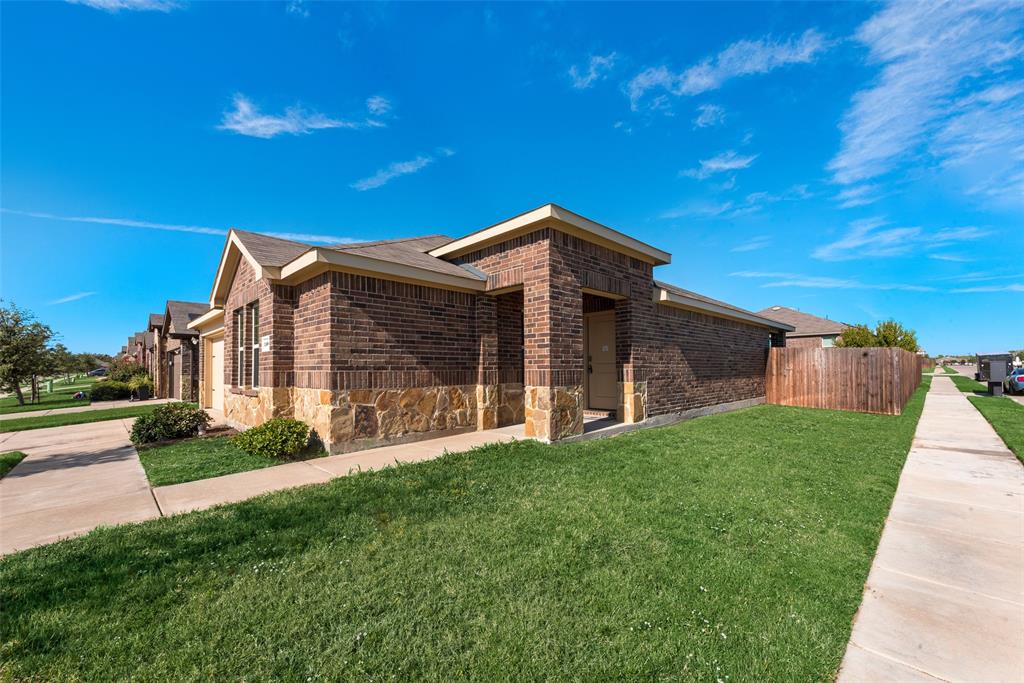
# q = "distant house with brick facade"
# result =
<box><xmin>155</xmin><ymin>301</ymin><xmax>207</xmax><ymax>401</ymax></box>
<box><xmin>188</xmin><ymin>204</ymin><xmax>792</xmax><ymax>453</ymax></box>
<box><xmin>757</xmin><ymin>306</ymin><xmax>849</xmax><ymax>348</ymax></box>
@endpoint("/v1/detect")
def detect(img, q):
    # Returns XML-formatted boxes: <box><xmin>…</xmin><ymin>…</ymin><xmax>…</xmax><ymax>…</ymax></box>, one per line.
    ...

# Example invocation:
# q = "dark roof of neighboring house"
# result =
<box><xmin>148</xmin><ymin>313</ymin><xmax>165</xmax><ymax>330</ymax></box>
<box><xmin>144</xmin><ymin>331</ymin><xmax>156</xmax><ymax>349</ymax></box>
<box><xmin>656</xmin><ymin>281</ymin><xmax>792</xmax><ymax>330</ymax></box>
<box><xmin>756</xmin><ymin>306</ymin><xmax>849</xmax><ymax>337</ymax></box>
<box><xmin>133</xmin><ymin>331</ymin><xmax>146</xmax><ymax>345</ymax></box>
<box><xmin>233</xmin><ymin>230</ymin><xmax>481</xmax><ymax>282</ymax></box>
<box><xmin>164</xmin><ymin>301</ymin><xmax>210</xmax><ymax>336</ymax></box>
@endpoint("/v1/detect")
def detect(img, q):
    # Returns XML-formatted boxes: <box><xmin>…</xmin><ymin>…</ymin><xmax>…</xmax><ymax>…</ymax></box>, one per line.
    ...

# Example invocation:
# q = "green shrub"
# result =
<box><xmin>108</xmin><ymin>358</ymin><xmax>149</xmax><ymax>383</ymax></box>
<box><xmin>127</xmin><ymin>375</ymin><xmax>154</xmax><ymax>391</ymax></box>
<box><xmin>90</xmin><ymin>381</ymin><xmax>132</xmax><ymax>401</ymax></box>
<box><xmin>233</xmin><ymin>418</ymin><xmax>310</xmax><ymax>460</ymax></box>
<box><xmin>130</xmin><ymin>403</ymin><xmax>211</xmax><ymax>445</ymax></box>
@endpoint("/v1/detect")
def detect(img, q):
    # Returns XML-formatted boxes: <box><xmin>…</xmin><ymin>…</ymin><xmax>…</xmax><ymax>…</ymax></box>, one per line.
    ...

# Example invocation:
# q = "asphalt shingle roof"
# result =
<box><xmin>756</xmin><ymin>306</ymin><xmax>849</xmax><ymax>337</ymax></box>
<box><xmin>148</xmin><ymin>313</ymin><xmax>165</xmax><ymax>330</ymax></box>
<box><xmin>656</xmin><ymin>280</ymin><xmax>787</xmax><ymax>328</ymax></box>
<box><xmin>165</xmin><ymin>301</ymin><xmax>210</xmax><ymax>336</ymax></box>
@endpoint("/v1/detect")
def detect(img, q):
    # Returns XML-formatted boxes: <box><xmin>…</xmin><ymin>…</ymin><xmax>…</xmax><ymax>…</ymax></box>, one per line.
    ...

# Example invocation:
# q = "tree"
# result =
<box><xmin>0</xmin><ymin>301</ymin><xmax>54</xmax><ymax>405</ymax></box>
<box><xmin>50</xmin><ymin>343</ymin><xmax>75</xmax><ymax>383</ymax></box>
<box><xmin>835</xmin><ymin>319</ymin><xmax>920</xmax><ymax>353</ymax></box>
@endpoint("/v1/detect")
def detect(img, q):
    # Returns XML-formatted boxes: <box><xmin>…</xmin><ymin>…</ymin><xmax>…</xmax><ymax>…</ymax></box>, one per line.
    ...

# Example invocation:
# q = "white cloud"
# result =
<box><xmin>660</xmin><ymin>183</ymin><xmax>810</xmax><ymax>221</ymax></box>
<box><xmin>953</xmin><ymin>283</ymin><xmax>1024</xmax><ymax>293</ymax></box>
<box><xmin>732</xmin><ymin>271</ymin><xmax>935</xmax><ymax>292</ymax></box>
<box><xmin>731</xmin><ymin>235</ymin><xmax>771</xmax><ymax>252</ymax></box>
<box><xmin>0</xmin><ymin>208</ymin><xmax>348</xmax><ymax>244</ymax></box>
<box><xmin>828</xmin><ymin>2</ymin><xmax>1024</xmax><ymax>205</ymax></box>
<box><xmin>569</xmin><ymin>53</ymin><xmax>618</xmax><ymax>89</ymax></box>
<box><xmin>693</xmin><ymin>104</ymin><xmax>726</xmax><ymax>128</ymax></box>
<box><xmin>286</xmin><ymin>0</ymin><xmax>309</xmax><ymax>17</ymax></box>
<box><xmin>351</xmin><ymin>149</ymin><xmax>453</xmax><ymax>191</ymax></box>
<box><xmin>49</xmin><ymin>291</ymin><xmax>97</xmax><ymax>305</ymax></box>
<box><xmin>812</xmin><ymin>216</ymin><xmax>986</xmax><ymax>261</ymax></box>
<box><xmin>366</xmin><ymin>95</ymin><xmax>392</xmax><ymax>116</ymax></box>
<box><xmin>681</xmin><ymin>150</ymin><xmax>757</xmax><ymax>180</ymax></box>
<box><xmin>67</xmin><ymin>0</ymin><xmax>180</xmax><ymax>11</ymax></box>
<box><xmin>627</xmin><ymin>29</ymin><xmax>827</xmax><ymax>110</ymax></box>
<box><xmin>928</xmin><ymin>254</ymin><xmax>972</xmax><ymax>263</ymax></box>
<box><xmin>218</xmin><ymin>94</ymin><xmax>373</xmax><ymax>139</ymax></box>
<box><xmin>835</xmin><ymin>184</ymin><xmax>881</xmax><ymax>209</ymax></box>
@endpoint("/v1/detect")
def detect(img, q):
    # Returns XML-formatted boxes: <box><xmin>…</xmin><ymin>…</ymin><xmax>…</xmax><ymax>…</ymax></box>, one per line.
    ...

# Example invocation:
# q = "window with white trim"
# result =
<box><xmin>233</xmin><ymin>308</ymin><xmax>244</xmax><ymax>387</ymax></box>
<box><xmin>249</xmin><ymin>301</ymin><xmax>260</xmax><ymax>388</ymax></box>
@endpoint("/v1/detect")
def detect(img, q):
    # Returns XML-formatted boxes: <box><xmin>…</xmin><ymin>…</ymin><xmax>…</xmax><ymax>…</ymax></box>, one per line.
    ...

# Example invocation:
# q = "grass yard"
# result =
<box><xmin>139</xmin><ymin>435</ymin><xmax>326</xmax><ymax>487</ymax></box>
<box><xmin>943</xmin><ymin>366</ymin><xmax>961</xmax><ymax>375</ymax></box>
<box><xmin>0</xmin><ymin>404</ymin><xmax>162</xmax><ymax>433</ymax></box>
<box><xmin>949</xmin><ymin>374</ymin><xmax>987</xmax><ymax>394</ymax></box>
<box><xmin>0</xmin><ymin>376</ymin><xmax>97</xmax><ymax>415</ymax></box>
<box><xmin>0</xmin><ymin>451</ymin><xmax>26</xmax><ymax>478</ymax></box>
<box><xmin>0</xmin><ymin>378</ymin><xmax>930</xmax><ymax>681</ymax></box>
<box><xmin>968</xmin><ymin>396</ymin><xmax>1024</xmax><ymax>464</ymax></box>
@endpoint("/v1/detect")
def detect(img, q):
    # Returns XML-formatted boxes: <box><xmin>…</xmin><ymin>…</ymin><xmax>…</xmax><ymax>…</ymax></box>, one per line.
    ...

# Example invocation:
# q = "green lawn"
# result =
<box><xmin>949</xmin><ymin>374</ymin><xmax>987</xmax><ymax>394</ymax></box>
<box><xmin>0</xmin><ymin>404</ymin><xmax>162</xmax><ymax>433</ymax></box>
<box><xmin>943</xmin><ymin>366</ymin><xmax>960</xmax><ymax>375</ymax></box>
<box><xmin>0</xmin><ymin>378</ymin><xmax>930</xmax><ymax>681</ymax></box>
<box><xmin>0</xmin><ymin>451</ymin><xmax>26</xmax><ymax>478</ymax></box>
<box><xmin>140</xmin><ymin>435</ymin><xmax>326</xmax><ymax>487</ymax></box>
<box><xmin>968</xmin><ymin>396</ymin><xmax>1024</xmax><ymax>464</ymax></box>
<box><xmin>0</xmin><ymin>377</ymin><xmax>97</xmax><ymax>415</ymax></box>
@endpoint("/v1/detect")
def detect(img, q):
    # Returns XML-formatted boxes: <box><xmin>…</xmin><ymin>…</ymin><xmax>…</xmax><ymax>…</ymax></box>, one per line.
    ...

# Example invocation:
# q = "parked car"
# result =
<box><xmin>1003</xmin><ymin>368</ymin><xmax>1024</xmax><ymax>395</ymax></box>
<box><xmin>88</xmin><ymin>368</ymin><xmax>108</xmax><ymax>376</ymax></box>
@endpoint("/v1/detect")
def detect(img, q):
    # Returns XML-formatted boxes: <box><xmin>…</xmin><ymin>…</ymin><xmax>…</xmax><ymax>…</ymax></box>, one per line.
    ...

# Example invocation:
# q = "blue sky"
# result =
<box><xmin>1</xmin><ymin>0</ymin><xmax>1021</xmax><ymax>355</ymax></box>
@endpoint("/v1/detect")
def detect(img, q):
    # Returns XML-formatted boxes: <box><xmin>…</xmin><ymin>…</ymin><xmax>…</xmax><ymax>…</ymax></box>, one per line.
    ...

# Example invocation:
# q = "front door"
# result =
<box><xmin>586</xmin><ymin>312</ymin><xmax>617</xmax><ymax>410</ymax></box>
<box><xmin>170</xmin><ymin>351</ymin><xmax>181</xmax><ymax>399</ymax></box>
<box><xmin>210</xmin><ymin>337</ymin><xmax>224</xmax><ymax>410</ymax></box>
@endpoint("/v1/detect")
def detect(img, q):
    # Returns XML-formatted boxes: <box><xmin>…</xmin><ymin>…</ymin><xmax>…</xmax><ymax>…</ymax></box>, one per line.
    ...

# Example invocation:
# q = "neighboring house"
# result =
<box><xmin>156</xmin><ymin>300</ymin><xmax>208</xmax><ymax>401</ymax></box>
<box><xmin>131</xmin><ymin>332</ymin><xmax>146</xmax><ymax>365</ymax></box>
<box><xmin>188</xmin><ymin>203</ymin><xmax>793</xmax><ymax>453</ymax></box>
<box><xmin>757</xmin><ymin>306</ymin><xmax>849</xmax><ymax>348</ymax></box>
<box><xmin>147</xmin><ymin>313</ymin><xmax>165</xmax><ymax>392</ymax></box>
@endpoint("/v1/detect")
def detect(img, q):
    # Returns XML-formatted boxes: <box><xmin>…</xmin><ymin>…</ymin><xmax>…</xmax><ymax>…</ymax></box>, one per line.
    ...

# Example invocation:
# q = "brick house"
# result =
<box><xmin>757</xmin><ymin>305</ymin><xmax>849</xmax><ymax>348</ymax></box>
<box><xmin>156</xmin><ymin>301</ymin><xmax>207</xmax><ymax>401</ymax></box>
<box><xmin>189</xmin><ymin>204</ymin><xmax>792</xmax><ymax>452</ymax></box>
<box><xmin>147</xmin><ymin>313</ymin><xmax>164</xmax><ymax>385</ymax></box>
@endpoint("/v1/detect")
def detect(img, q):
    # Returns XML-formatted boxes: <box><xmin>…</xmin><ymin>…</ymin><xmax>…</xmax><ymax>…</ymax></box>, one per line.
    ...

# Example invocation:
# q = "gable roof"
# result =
<box><xmin>328</xmin><ymin>235</ymin><xmax>476</xmax><ymax>282</ymax></box>
<box><xmin>164</xmin><ymin>301</ymin><xmax>210</xmax><ymax>336</ymax></box>
<box><xmin>655</xmin><ymin>281</ymin><xmax>794</xmax><ymax>331</ymax></box>
<box><xmin>233</xmin><ymin>230</ymin><xmax>313</xmax><ymax>268</ymax></box>
<box><xmin>148</xmin><ymin>313</ymin><xmax>165</xmax><ymax>331</ymax></box>
<box><xmin>756</xmin><ymin>306</ymin><xmax>849</xmax><ymax>337</ymax></box>
<box><xmin>429</xmin><ymin>204</ymin><xmax>671</xmax><ymax>265</ymax></box>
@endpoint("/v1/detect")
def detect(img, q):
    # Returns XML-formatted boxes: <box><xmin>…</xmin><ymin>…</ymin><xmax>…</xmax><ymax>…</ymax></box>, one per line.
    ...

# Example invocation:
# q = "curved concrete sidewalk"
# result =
<box><xmin>837</xmin><ymin>375</ymin><xmax>1024</xmax><ymax>682</ymax></box>
<box><xmin>0</xmin><ymin>419</ymin><xmax>161</xmax><ymax>555</ymax></box>
<box><xmin>1</xmin><ymin>418</ymin><xmax>524</xmax><ymax>555</ymax></box>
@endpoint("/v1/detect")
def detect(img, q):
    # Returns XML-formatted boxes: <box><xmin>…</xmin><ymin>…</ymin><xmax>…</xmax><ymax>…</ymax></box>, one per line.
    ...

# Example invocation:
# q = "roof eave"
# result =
<box><xmin>187</xmin><ymin>307</ymin><xmax>225</xmax><ymax>332</ymax></box>
<box><xmin>654</xmin><ymin>286</ymin><xmax>795</xmax><ymax>331</ymax></box>
<box><xmin>278</xmin><ymin>248</ymin><xmax>487</xmax><ymax>293</ymax></box>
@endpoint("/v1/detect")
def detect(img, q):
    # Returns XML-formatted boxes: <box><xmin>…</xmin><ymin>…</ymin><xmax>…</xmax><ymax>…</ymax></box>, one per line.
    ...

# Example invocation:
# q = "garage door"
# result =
<box><xmin>210</xmin><ymin>337</ymin><xmax>224</xmax><ymax>411</ymax></box>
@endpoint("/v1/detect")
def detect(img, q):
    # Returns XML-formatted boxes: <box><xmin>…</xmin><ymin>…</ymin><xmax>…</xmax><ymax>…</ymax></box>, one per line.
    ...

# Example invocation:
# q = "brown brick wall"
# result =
<box><xmin>785</xmin><ymin>335</ymin><xmax>825</xmax><ymax>349</ymax></box>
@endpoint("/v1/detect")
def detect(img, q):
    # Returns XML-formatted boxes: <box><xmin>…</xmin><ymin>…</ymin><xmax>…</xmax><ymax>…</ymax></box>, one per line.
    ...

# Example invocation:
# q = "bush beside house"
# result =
<box><xmin>233</xmin><ymin>418</ymin><xmax>310</xmax><ymax>460</ymax></box>
<box><xmin>130</xmin><ymin>403</ymin><xmax>211</xmax><ymax>445</ymax></box>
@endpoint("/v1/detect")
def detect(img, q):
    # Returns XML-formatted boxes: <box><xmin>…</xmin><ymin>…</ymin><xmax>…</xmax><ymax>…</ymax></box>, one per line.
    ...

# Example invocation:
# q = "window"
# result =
<box><xmin>233</xmin><ymin>308</ymin><xmax>244</xmax><ymax>387</ymax></box>
<box><xmin>249</xmin><ymin>301</ymin><xmax>260</xmax><ymax>388</ymax></box>
<box><xmin>822</xmin><ymin>335</ymin><xmax>836</xmax><ymax>348</ymax></box>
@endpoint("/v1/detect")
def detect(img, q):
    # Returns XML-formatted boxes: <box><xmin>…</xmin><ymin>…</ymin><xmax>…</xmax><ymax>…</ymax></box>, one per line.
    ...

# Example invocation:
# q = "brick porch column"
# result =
<box><xmin>476</xmin><ymin>294</ymin><xmax>499</xmax><ymax>430</ymax></box>
<box><xmin>523</xmin><ymin>239</ymin><xmax>584</xmax><ymax>441</ymax></box>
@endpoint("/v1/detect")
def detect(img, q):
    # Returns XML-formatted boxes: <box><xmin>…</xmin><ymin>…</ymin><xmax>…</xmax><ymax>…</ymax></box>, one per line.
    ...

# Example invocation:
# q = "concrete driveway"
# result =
<box><xmin>0</xmin><ymin>419</ymin><xmax>160</xmax><ymax>555</ymax></box>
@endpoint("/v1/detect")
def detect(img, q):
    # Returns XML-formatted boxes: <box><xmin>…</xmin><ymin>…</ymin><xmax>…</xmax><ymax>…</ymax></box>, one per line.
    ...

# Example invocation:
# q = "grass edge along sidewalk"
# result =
<box><xmin>0</xmin><ymin>451</ymin><xmax>26</xmax><ymax>478</ymax></box>
<box><xmin>0</xmin><ymin>377</ymin><xmax>930</xmax><ymax>681</ymax></box>
<box><xmin>967</xmin><ymin>395</ymin><xmax>1024</xmax><ymax>464</ymax></box>
<box><xmin>0</xmin><ymin>404</ymin><xmax>162</xmax><ymax>433</ymax></box>
<box><xmin>0</xmin><ymin>377</ymin><xmax>98</xmax><ymax>416</ymax></box>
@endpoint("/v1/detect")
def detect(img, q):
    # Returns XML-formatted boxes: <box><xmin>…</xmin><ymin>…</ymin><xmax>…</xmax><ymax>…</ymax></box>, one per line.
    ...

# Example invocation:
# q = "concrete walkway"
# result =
<box><xmin>0</xmin><ymin>398</ymin><xmax>177</xmax><ymax>421</ymax></box>
<box><xmin>153</xmin><ymin>424</ymin><xmax>524</xmax><ymax>515</ymax></box>
<box><xmin>0</xmin><ymin>419</ymin><xmax>161</xmax><ymax>555</ymax></box>
<box><xmin>837</xmin><ymin>374</ymin><xmax>1024</xmax><ymax>682</ymax></box>
<box><xmin>1</xmin><ymin>418</ymin><xmax>524</xmax><ymax>555</ymax></box>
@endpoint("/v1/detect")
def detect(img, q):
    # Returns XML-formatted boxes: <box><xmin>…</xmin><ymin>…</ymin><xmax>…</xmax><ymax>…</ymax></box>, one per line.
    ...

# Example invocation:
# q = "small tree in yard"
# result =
<box><xmin>836</xmin><ymin>319</ymin><xmax>920</xmax><ymax>352</ymax></box>
<box><xmin>50</xmin><ymin>343</ymin><xmax>75</xmax><ymax>384</ymax></box>
<box><xmin>0</xmin><ymin>301</ymin><xmax>54</xmax><ymax>405</ymax></box>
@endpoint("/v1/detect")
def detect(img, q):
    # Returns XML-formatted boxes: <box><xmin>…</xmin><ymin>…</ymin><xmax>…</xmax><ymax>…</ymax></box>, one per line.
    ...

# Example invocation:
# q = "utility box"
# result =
<box><xmin>989</xmin><ymin>361</ymin><xmax>1007</xmax><ymax>396</ymax></box>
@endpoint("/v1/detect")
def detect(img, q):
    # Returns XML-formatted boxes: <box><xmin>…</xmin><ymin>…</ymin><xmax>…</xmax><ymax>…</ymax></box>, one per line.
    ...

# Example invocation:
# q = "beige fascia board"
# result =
<box><xmin>654</xmin><ymin>287</ymin><xmax>795</xmax><ymax>331</ymax></box>
<box><xmin>278</xmin><ymin>248</ymin><xmax>487</xmax><ymax>293</ymax></box>
<box><xmin>428</xmin><ymin>204</ymin><xmax>672</xmax><ymax>266</ymax></box>
<box><xmin>209</xmin><ymin>231</ymin><xmax>285</xmax><ymax>307</ymax></box>
<box><xmin>581</xmin><ymin>286</ymin><xmax>627</xmax><ymax>301</ymax></box>
<box><xmin>187</xmin><ymin>307</ymin><xmax>224</xmax><ymax>333</ymax></box>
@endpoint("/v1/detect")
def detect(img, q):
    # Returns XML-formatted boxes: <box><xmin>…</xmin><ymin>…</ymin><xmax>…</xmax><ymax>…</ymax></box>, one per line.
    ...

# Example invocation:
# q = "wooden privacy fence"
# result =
<box><xmin>766</xmin><ymin>347</ymin><xmax>922</xmax><ymax>415</ymax></box>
